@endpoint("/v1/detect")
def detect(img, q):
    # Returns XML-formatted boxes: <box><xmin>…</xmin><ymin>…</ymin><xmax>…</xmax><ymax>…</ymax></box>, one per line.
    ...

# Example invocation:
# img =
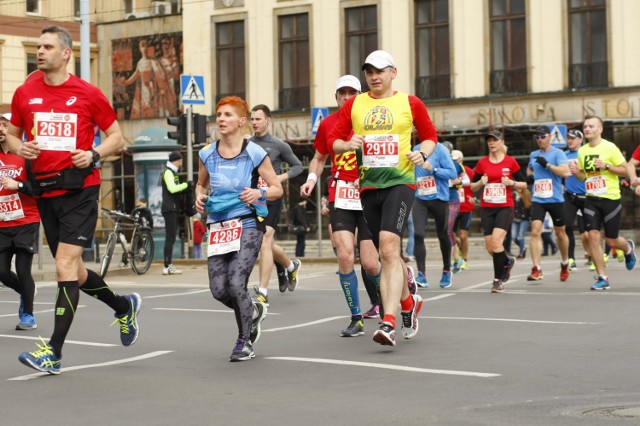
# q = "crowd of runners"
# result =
<box><xmin>1</xmin><ymin>34</ymin><xmax>638</xmax><ymax>371</ymax></box>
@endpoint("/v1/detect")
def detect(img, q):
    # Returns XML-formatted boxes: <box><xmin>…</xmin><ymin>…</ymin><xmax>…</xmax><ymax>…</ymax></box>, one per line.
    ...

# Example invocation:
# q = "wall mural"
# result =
<box><xmin>112</xmin><ymin>33</ymin><xmax>183</xmax><ymax>120</ymax></box>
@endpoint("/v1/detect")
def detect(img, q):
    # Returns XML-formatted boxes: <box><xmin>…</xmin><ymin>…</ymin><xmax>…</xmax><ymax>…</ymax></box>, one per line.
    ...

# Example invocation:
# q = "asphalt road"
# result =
<box><xmin>2</xmin><ymin>255</ymin><xmax>640</xmax><ymax>425</ymax></box>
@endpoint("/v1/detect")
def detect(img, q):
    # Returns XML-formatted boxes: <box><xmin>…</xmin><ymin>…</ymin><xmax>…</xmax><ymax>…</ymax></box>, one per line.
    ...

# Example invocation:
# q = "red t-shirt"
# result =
<box><xmin>0</xmin><ymin>151</ymin><xmax>40</xmax><ymax>227</ymax></box>
<box><xmin>313</xmin><ymin>112</ymin><xmax>358</xmax><ymax>202</ymax></box>
<box><xmin>193</xmin><ymin>220</ymin><xmax>206</xmax><ymax>244</ymax></box>
<box><xmin>474</xmin><ymin>155</ymin><xmax>520</xmax><ymax>208</ymax></box>
<box><xmin>459</xmin><ymin>165</ymin><xmax>476</xmax><ymax>213</ymax></box>
<box><xmin>632</xmin><ymin>145</ymin><xmax>640</xmax><ymax>161</ymax></box>
<box><xmin>10</xmin><ymin>74</ymin><xmax>116</xmax><ymax>197</ymax></box>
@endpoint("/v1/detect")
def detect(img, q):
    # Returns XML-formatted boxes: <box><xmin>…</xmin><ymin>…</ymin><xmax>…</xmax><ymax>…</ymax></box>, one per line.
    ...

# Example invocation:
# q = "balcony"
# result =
<box><xmin>415</xmin><ymin>75</ymin><xmax>451</xmax><ymax>101</ymax></box>
<box><xmin>569</xmin><ymin>62</ymin><xmax>608</xmax><ymax>89</ymax></box>
<box><xmin>278</xmin><ymin>86</ymin><xmax>310</xmax><ymax>111</ymax></box>
<box><xmin>490</xmin><ymin>68</ymin><xmax>527</xmax><ymax>94</ymax></box>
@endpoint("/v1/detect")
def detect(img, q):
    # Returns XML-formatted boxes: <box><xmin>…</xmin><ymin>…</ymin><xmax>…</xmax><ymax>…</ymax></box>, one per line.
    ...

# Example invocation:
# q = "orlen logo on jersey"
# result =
<box><xmin>66</xmin><ymin>96</ymin><xmax>77</xmax><ymax>106</ymax></box>
<box><xmin>64</xmin><ymin>114</ymin><xmax>71</xmax><ymax>121</ymax></box>
<box><xmin>363</xmin><ymin>106</ymin><xmax>394</xmax><ymax>131</ymax></box>
<box><xmin>0</xmin><ymin>164</ymin><xmax>24</xmax><ymax>190</ymax></box>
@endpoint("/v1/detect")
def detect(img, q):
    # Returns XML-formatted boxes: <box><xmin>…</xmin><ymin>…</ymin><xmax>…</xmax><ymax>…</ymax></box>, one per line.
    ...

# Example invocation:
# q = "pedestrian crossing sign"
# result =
<box><xmin>549</xmin><ymin>124</ymin><xmax>567</xmax><ymax>148</ymax></box>
<box><xmin>311</xmin><ymin>107</ymin><xmax>329</xmax><ymax>136</ymax></box>
<box><xmin>181</xmin><ymin>75</ymin><xmax>206</xmax><ymax>105</ymax></box>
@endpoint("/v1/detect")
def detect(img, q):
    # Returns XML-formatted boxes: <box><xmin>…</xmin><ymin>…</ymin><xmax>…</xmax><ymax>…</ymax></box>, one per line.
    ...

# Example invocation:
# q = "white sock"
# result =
<box><xmin>259</xmin><ymin>287</ymin><xmax>268</xmax><ymax>296</ymax></box>
<box><xmin>286</xmin><ymin>261</ymin><xmax>295</xmax><ymax>273</ymax></box>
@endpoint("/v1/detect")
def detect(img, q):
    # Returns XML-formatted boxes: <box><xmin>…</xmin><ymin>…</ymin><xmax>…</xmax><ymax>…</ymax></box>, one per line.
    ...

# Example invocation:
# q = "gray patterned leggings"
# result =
<box><xmin>207</xmin><ymin>227</ymin><xmax>263</xmax><ymax>340</ymax></box>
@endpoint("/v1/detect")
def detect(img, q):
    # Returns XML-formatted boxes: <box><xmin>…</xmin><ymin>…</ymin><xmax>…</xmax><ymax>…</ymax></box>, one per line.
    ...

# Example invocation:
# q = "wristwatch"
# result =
<box><xmin>17</xmin><ymin>182</ymin><xmax>24</xmax><ymax>192</ymax></box>
<box><xmin>90</xmin><ymin>148</ymin><xmax>101</xmax><ymax>164</ymax></box>
<box><xmin>433</xmin><ymin>167</ymin><xmax>438</xmax><ymax>174</ymax></box>
<box><xmin>605</xmin><ymin>164</ymin><xmax>610</xmax><ymax>170</ymax></box>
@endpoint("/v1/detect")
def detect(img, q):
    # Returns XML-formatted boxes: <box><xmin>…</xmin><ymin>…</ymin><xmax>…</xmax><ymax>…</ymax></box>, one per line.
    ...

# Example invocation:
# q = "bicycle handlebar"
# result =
<box><xmin>101</xmin><ymin>208</ymin><xmax>136</xmax><ymax>223</ymax></box>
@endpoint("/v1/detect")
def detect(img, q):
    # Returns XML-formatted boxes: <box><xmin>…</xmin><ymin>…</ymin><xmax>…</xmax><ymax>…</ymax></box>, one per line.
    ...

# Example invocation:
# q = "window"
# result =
<box><xmin>568</xmin><ymin>0</ymin><xmax>607</xmax><ymax>89</ymax></box>
<box><xmin>26</xmin><ymin>0</ymin><xmax>40</xmax><ymax>14</ymax></box>
<box><xmin>490</xmin><ymin>0</ymin><xmax>527</xmax><ymax>94</ymax></box>
<box><xmin>124</xmin><ymin>0</ymin><xmax>134</xmax><ymax>14</ymax></box>
<box><xmin>415</xmin><ymin>0</ymin><xmax>450</xmax><ymax>100</ymax></box>
<box><xmin>345</xmin><ymin>6</ymin><xmax>378</xmax><ymax>91</ymax></box>
<box><xmin>278</xmin><ymin>13</ymin><xmax>309</xmax><ymax>111</ymax></box>
<box><xmin>215</xmin><ymin>21</ymin><xmax>245</xmax><ymax>103</ymax></box>
<box><xmin>75</xmin><ymin>0</ymin><xmax>80</xmax><ymax>17</ymax></box>
<box><xmin>27</xmin><ymin>54</ymin><xmax>38</xmax><ymax>76</ymax></box>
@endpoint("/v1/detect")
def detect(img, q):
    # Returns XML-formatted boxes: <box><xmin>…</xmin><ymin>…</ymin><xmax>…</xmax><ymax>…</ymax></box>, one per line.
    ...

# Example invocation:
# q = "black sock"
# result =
<box><xmin>49</xmin><ymin>282</ymin><xmax>80</xmax><ymax>357</ymax></box>
<box><xmin>492</xmin><ymin>251</ymin><xmax>507</xmax><ymax>280</ymax></box>
<box><xmin>80</xmin><ymin>269</ymin><xmax>129</xmax><ymax>316</ymax></box>
<box><xmin>361</xmin><ymin>268</ymin><xmax>380</xmax><ymax>305</ymax></box>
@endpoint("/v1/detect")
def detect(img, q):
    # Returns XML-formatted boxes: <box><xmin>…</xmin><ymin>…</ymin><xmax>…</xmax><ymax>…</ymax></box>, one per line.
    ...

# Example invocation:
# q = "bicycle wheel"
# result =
<box><xmin>100</xmin><ymin>232</ymin><xmax>118</xmax><ymax>278</ymax></box>
<box><xmin>131</xmin><ymin>228</ymin><xmax>154</xmax><ymax>275</ymax></box>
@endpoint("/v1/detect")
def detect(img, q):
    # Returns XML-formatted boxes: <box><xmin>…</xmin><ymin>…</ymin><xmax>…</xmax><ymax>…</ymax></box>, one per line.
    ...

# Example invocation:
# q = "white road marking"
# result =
<box><xmin>0</xmin><ymin>308</ymin><xmax>55</xmax><ymax>318</ymax></box>
<box><xmin>426</xmin><ymin>316</ymin><xmax>599</xmax><ymax>325</ymax></box>
<box><xmin>423</xmin><ymin>294</ymin><xmax>456</xmax><ymax>301</ymax></box>
<box><xmin>265</xmin><ymin>357</ymin><xmax>500</xmax><ymax>378</ymax></box>
<box><xmin>153</xmin><ymin>307</ymin><xmax>282</xmax><ymax>315</ymax></box>
<box><xmin>145</xmin><ymin>289</ymin><xmax>209</xmax><ymax>299</ymax></box>
<box><xmin>263</xmin><ymin>316</ymin><xmax>345</xmax><ymax>333</ymax></box>
<box><xmin>8</xmin><ymin>350</ymin><xmax>173</xmax><ymax>381</ymax></box>
<box><xmin>0</xmin><ymin>334</ymin><xmax>118</xmax><ymax>347</ymax></box>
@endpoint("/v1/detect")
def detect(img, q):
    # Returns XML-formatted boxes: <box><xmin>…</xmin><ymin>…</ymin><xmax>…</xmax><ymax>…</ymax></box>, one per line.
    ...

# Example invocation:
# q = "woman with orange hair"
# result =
<box><xmin>195</xmin><ymin>96</ymin><xmax>282</xmax><ymax>361</ymax></box>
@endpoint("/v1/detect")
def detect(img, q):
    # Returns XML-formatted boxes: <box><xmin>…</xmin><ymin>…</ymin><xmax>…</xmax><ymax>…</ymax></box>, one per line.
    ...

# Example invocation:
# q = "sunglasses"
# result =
<box><xmin>535</xmin><ymin>134</ymin><xmax>548</xmax><ymax>140</ymax></box>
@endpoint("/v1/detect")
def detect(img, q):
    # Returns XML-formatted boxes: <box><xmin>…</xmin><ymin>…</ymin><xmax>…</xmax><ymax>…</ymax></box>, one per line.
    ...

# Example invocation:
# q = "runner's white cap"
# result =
<box><xmin>335</xmin><ymin>75</ymin><xmax>361</xmax><ymax>92</ymax></box>
<box><xmin>0</xmin><ymin>113</ymin><xmax>11</xmax><ymax>121</ymax></box>
<box><xmin>361</xmin><ymin>50</ymin><xmax>395</xmax><ymax>70</ymax></box>
<box><xmin>452</xmin><ymin>150</ymin><xmax>463</xmax><ymax>161</ymax></box>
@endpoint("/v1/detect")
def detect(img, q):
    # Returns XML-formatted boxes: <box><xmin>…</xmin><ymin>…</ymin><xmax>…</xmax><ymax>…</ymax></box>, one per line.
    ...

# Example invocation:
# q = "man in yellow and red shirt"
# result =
<box><xmin>329</xmin><ymin>50</ymin><xmax>437</xmax><ymax>347</ymax></box>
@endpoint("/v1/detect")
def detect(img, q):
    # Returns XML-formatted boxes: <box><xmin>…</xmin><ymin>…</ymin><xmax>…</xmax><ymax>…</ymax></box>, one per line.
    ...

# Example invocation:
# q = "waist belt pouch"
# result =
<box><xmin>33</xmin><ymin>174</ymin><xmax>63</xmax><ymax>194</ymax></box>
<box><xmin>61</xmin><ymin>167</ymin><xmax>89</xmax><ymax>191</ymax></box>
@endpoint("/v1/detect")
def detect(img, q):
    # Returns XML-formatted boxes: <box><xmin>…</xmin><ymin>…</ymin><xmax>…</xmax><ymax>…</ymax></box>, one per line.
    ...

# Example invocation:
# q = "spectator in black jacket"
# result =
<box><xmin>292</xmin><ymin>199</ymin><xmax>310</xmax><ymax>257</ymax></box>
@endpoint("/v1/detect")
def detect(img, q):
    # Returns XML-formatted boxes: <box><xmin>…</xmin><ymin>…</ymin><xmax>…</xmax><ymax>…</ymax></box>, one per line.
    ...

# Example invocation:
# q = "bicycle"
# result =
<box><xmin>99</xmin><ymin>207</ymin><xmax>155</xmax><ymax>278</ymax></box>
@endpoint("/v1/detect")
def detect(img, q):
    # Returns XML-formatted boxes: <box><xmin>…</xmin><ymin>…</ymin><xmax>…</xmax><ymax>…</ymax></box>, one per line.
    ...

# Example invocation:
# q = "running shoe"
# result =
<box><xmin>460</xmin><ymin>259</ymin><xmax>468</xmax><ymax>270</ymax></box>
<box><xmin>229</xmin><ymin>338</ymin><xmax>255</xmax><ymax>362</ymax></box>
<box><xmin>250</xmin><ymin>301</ymin><xmax>268</xmax><ymax>344</ymax></box>
<box><xmin>416</xmin><ymin>271</ymin><xmax>429</xmax><ymax>288</ymax></box>
<box><xmin>162</xmin><ymin>264</ymin><xmax>183</xmax><ymax>275</ymax></box>
<box><xmin>252</xmin><ymin>286</ymin><xmax>269</xmax><ymax>306</ymax></box>
<box><xmin>624</xmin><ymin>240</ymin><xmax>637</xmax><ymax>271</ymax></box>
<box><xmin>560</xmin><ymin>263</ymin><xmax>570</xmax><ymax>282</ymax></box>
<box><xmin>569</xmin><ymin>258</ymin><xmax>577</xmax><ymax>271</ymax></box>
<box><xmin>18</xmin><ymin>338</ymin><xmax>61</xmax><ymax>375</ymax></box>
<box><xmin>588</xmin><ymin>261</ymin><xmax>596</xmax><ymax>271</ymax></box>
<box><xmin>362</xmin><ymin>304</ymin><xmax>380</xmax><ymax>319</ymax></box>
<box><xmin>277</xmin><ymin>269</ymin><xmax>288</xmax><ymax>293</ymax></box>
<box><xmin>287</xmin><ymin>259</ymin><xmax>302</xmax><ymax>291</ymax></box>
<box><xmin>590</xmin><ymin>275</ymin><xmax>610</xmax><ymax>291</ymax></box>
<box><xmin>401</xmin><ymin>294</ymin><xmax>423</xmax><ymax>339</ymax></box>
<box><xmin>604</xmin><ymin>253</ymin><xmax>609</xmax><ymax>265</ymax></box>
<box><xmin>613</xmin><ymin>248</ymin><xmax>625</xmax><ymax>262</ymax></box>
<box><xmin>491</xmin><ymin>279</ymin><xmax>504</xmax><ymax>293</ymax></box>
<box><xmin>341</xmin><ymin>317</ymin><xmax>364</xmax><ymax>337</ymax></box>
<box><xmin>440</xmin><ymin>270</ymin><xmax>452</xmax><ymax>288</ymax></box>
<box><xmin>15</xmin><ymin>314</ymin><xmax>37</xmax><ymax>331</ymax></box>
<box><xmin>113</xmin><ymin>293</ymin><xmax>142</xmax><ymax>346</ymax></box>
<box><xmin>452</xmin><ymin>258</ymin><xmax>463</xmax><ymax>274</ymax></box>
<box><xmin>527</xmin><ymin>266</ymin><xmax>544</xmax><ymax>281</ymax></box>
<box><xmin>502</xmin><ymin>256</ymin><xmax>516</xmax><ymax>283</ymax></box>
<box><xmin>406</xmin><ymin>265</ymin><xmax>417</xmax><ymax>295</ymax></box>
<box><xmin>372</xmin><ymin>322</ymin><xmax>396</xmax><ymax>346</ymax></box>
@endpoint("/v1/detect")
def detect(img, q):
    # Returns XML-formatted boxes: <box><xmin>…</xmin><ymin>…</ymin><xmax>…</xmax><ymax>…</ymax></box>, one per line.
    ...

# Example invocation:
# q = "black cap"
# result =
<box><xmin>168</xmin><ymin>151</ymin><xmax>183</xmax><ymax>162</ymax></box>
<box><xmin>568</xmin><ymin>129</ymin><xmax>584</xmax><ymax>139</ymax></box>
<box><xmin>484</xmin><ymin>130</ymin><xmax>503</xmax><ymax>141</ymax></box>
<box><xmin>533</xmin><ymin>125</ymin><xmax>550</xmax><ymax>134</ymax></box>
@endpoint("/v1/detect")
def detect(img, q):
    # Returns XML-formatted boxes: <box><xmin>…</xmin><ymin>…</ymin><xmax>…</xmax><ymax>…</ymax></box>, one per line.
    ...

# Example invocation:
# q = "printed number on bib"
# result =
<box><xmin>334</xmin><ymin>180</ymin><xmax>362</xmax><ymax>210</ymax></box>
<box><xmin>483</xmin><ymin>183</ymin><xmax>507</xmax><ymax>204</ymax></box>
<box><xmin>34</xmin><ymin>112</ymin><xmax>78</xmax><ymax>151</ymax></box>
<box><xmin>0</xmin><ymin>194</ymin><xmax>25</xmax><ymax>221</ymax></box>
<box><xmin>533</xmin><ymin>178</ymin><xmax>553</xmax><ymax>198</ymax></box>
<box><xmin>207</xmin><ymin>219</ymin><xmax>242</xmax><ymax>257</ymax></box>
<box><xmin>458</xmin><ymin>188</ymin><xmax>465</xmax><ymax>202</ymax></box>
<box><xmin>585</xmin><ymin>175</ymin><xmax>607</xmax><ymax>196</ymax></box>
<box><xmin>362</xmin><ymin>134</ymin><xmax>399</xmax><ymax>168</ymax></box>
<box><xmin>416</xmin><ymin>175</ymin><xmax>437</xmax><ymax>196</ymax></box>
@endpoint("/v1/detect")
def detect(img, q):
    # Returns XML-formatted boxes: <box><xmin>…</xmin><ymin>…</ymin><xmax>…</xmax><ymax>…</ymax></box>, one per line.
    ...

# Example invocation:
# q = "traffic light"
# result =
<box><xmin>167</xmin><ymin>115</ymin><xmax>187</xmax><ymax>144</ymax></box>
<box><xmin>193</xmin><ymin>114</ymin><xmax>209</xmax><ymax>145</ymax></box>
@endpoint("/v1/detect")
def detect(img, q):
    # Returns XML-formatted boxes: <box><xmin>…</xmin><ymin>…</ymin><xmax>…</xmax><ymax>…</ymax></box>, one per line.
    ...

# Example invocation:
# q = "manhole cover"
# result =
<box><xmin>583</xmin><ymin>405</ymin><xmax>640</xmax><ymax>418</ymax></box>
